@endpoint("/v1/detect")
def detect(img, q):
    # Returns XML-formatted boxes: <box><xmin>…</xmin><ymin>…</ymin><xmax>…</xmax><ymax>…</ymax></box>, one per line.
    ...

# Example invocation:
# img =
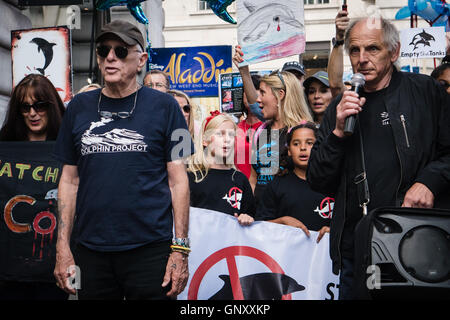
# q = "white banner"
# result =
<box><xmin>400</xmin><ymin>27</ymin><xmax>446</xmax><ymax>59</ymax></box>
<box><xmin>178</xmin><ymin>207</ymin><xmax>339</xmax><ymax>300</ymax></box>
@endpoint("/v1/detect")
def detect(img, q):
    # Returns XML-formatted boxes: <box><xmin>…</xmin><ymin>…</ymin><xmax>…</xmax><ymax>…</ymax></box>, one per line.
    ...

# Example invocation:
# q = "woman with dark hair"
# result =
<box><xmin>256</xmin><ymin>122</ymin><xmax>333</xmax><ymax>243</ymax></box>
<box><xmin>303</xmin><ymin>71</ymin><xmax>333</xmax><ymax>125</ymax></box>
<box><xmin>0</xmin><ymin>74</ymin><xmax>65</xmax><ymax>141</ymax></box>
<box><xmin>0</xmin><ymin>74</ymin><xmax>67</xmax><ymax>300</ymax></box>
<box><xmin>431</xmin><ymin>61</ymin><xmax>450</xmax><ymax>94</ymax></box>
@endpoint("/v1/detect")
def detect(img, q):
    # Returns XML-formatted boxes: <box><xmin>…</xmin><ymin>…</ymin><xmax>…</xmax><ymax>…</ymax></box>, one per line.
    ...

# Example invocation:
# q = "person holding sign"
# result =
<box><xmin>53</xmin><ymin>20</ymin><xmax>193</xmax><ymax>300</ymax></box>
<box><xmin>0</xmin><ymin>74</ymin><xmax>66</xmax><ymax>300</ymax></box>
<box><xmin>307</xmin><ymin>17</ymin><xmax>450</xmax><ymax>299</ymax></box>
<box><xmin>249</xmin><ymin>71</ymin><xmax>313</xmax><ymax>208</ymax></box>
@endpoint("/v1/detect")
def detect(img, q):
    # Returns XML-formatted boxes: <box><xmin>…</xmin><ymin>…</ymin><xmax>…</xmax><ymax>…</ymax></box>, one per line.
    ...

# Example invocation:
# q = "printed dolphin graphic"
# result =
<box><xmin>239</xmin><ymin>3</ymin><xmax>303</xmax><ymax>45</ymax></box>
<box><xmin>96</xmin><ymin>0</ymin><xmax>148</xmax><ymax>24</ymax></box>
<box><xmin>205</xmin><ymin>0</ymin><xmax>236</xmax><ymax>24</ymax></box>
<box><xmin>409</xmin><ymin>29</ymin><xmax>435</xmax><ymax>50</ymax></box>
<box><xmin>209</xmin><ymin>273</ymin><xmax>305</xmax><ymax>300</ymax></box>
<box><xmin>30</xmin><ymin>37</ymin><xmax>56</xmax><ymax>75</ymax></box>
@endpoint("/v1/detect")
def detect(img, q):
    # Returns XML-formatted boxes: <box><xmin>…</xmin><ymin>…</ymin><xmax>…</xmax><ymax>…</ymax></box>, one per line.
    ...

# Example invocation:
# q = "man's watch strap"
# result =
<box><xmin>332</xmin><ymin>37</ymin><xmax>345</xmax><ymax>48</ymax></box>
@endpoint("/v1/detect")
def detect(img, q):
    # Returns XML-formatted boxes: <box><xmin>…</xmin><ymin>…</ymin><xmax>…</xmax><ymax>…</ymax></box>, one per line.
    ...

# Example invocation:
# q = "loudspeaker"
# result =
<box><xmin>354</xmin><ymin>207</ymin><xmax>450</xmax><ymax>300</ymax></box>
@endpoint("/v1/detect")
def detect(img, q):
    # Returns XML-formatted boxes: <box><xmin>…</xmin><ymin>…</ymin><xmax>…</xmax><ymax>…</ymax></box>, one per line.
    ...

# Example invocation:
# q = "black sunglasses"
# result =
<box><xmin>96</xmin><ymin>45</ymin><xmax>139</xmax><ymax>59</ymax></box>
<box><xmin>20</xmin><ymin>101</ymin><xmax>49</xmax><ymax>113</ymax></box>
<box><xmin>182</xmin><ymin>104</ymin><xmax>191</xmax><ymax>113</ymax></box>
<box><xmin>438</xmin><ymin>80</ymin><xmax>449</xmax><ymax>90</ymax></box>
<box><xmin>270</xmin><ymin>69</ymin><xmax>286</xmax><ymax>88</ymax></box>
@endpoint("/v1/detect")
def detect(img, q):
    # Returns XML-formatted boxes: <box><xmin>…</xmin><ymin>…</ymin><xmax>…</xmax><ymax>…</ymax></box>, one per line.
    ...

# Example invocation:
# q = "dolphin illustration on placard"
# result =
<box><xmin>409</xmin><ymin>29</ymin><xmax>436</xmax><ymax>50</ymax></box>
<box><xmin>239</xmin><ymin>3</ymin><xmax>303</xmax><ymax>45</ymax></box>
<box><xmin>30</xmin><ymin>37</ymin><xmax>56</xmax><ymax>75</ymax></box>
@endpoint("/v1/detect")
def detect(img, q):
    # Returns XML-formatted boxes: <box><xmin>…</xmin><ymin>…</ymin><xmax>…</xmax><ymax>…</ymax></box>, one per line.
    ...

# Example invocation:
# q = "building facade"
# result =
<box><xmin>0</xmin><ymin>0</ymin><xmax>443</xmax><ymax>123</ymax></box>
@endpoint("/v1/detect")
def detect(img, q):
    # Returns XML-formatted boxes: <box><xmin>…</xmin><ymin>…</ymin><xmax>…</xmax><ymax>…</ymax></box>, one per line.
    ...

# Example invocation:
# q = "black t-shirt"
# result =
<box><xmin>341</xmin><ymin>86</ymin><xmax>400</xmax><ymax>257</ymax></box>
<box><xmin>53</xmin><ymin>87</ymin><xmax>194</xmax><ymax>252</ymax></box>
<box><xmin>256</xmin><ymin>171</ymin><xmax>333</xmax><ymax>231</ymax></box>
<box><xmin>251</xmin><ymin>123</ymin><xmax>288</xmax><ymax>204</ymax></box>
<box><xmin>188</xmin><ymin>169</ymin><xmax>255</xmax><ymax>216</ymax></box>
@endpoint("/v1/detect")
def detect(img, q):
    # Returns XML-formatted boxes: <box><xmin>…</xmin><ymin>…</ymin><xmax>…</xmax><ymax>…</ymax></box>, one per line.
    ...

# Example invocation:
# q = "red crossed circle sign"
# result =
<box><xmin>188</xmin><ymin>246</ymin><xmax>292</xmax><ymax>300</ymax></box>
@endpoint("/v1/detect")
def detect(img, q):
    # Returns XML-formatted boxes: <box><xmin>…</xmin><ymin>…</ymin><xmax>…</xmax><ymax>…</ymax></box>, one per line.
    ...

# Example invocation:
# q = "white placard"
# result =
<box><xmin>400</xmin><ymin>27</ymin><xmax>446</xmax><ymax>59</ymax></box>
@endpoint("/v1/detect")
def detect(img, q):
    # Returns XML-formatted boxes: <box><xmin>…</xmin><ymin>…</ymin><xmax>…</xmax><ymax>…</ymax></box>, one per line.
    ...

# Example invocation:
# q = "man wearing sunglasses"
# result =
<box><xmin>54</xmin><ymin>20</ymin><xmax>193</xmax><ymax>300</ymax></box>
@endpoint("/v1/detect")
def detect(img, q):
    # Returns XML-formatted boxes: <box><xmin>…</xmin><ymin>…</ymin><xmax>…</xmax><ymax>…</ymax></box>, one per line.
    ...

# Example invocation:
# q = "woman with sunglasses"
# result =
<box><xmin>0</xmin><ymin>74</ymin><xmax>66</xmax><ymax>300</ymax></box>
<box><xmin>250</xmin><ymin>71</ymin><xmax>313</xmax><ymax>207</ymax></box>
<box><xmin>167</xmin><ymin>89</ymin><xmax>199</xmax><ymax>138</ymax></box>
<box><xmin>0</xmin><ymin>74</ymin><xmax>65</xmax><ymax>141</ymax></box>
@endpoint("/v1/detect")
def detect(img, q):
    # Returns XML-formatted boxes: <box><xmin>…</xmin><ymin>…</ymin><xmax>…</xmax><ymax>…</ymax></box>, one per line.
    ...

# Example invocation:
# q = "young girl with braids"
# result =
<box><xmin>255</xmin><ymin>122</ymin><xmax>333</xmax><ymax>242</ymax></box>
<box><xmin>188</xmin><ymin>112</ymin><xmax>255</xmax><ymax>226</ymax></box>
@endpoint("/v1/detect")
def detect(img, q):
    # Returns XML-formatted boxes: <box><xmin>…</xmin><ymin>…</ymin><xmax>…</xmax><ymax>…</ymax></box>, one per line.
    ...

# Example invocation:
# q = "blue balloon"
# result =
<box><xmin>395</xmin><ymin>0</ymin><xmax>450</xmax><ymax>30</ymax></box>
<box><xmin>204</xmin><ymin>0</ymin><xmax>236</xmax><ymax>24</ymax></box>
<box><xmin>96</xmin><ymin>0</ymin><xmax>149</xmax><ymax>24</ymax></box>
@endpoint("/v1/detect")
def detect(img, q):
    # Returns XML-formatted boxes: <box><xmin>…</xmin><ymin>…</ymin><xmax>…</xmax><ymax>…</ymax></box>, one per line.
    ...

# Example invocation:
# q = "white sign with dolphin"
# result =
<box><xmin>400</xmin><ymin>26</ymin><xmax>446</xmax><ymax>59</ymax></box>
<box><xmin>11</xmin><ymin>26</ymin><xmax>73</xmax><ymax>102</ymax></box>
<box><xmin>237</xmin><ymin>0</ymin><xmax>306</xmax><ymax>66</ymax></box>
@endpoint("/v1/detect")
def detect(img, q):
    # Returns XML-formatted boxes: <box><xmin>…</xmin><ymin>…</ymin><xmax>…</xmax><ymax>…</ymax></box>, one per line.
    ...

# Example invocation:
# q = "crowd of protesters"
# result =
<box><xmin>0</xmin><ymin>8</ymin><xmax>449</xmax><ymax>301</ymax></box>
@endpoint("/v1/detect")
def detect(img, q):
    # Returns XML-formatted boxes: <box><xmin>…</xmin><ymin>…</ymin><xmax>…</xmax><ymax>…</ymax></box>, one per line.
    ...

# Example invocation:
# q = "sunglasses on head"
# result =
<box><xmin>20</xmin><ymin>101</ymin><xmax>49</xmax><ymax>113</ymax></box>
<box><xmin>96</xmin><ymin>44</ymin><xmax>139</xmax><ymax>59</ymax></box>
<box><xmin>270</xmin><ymin>69</ymin><xmax>286</xmax><ymax>88</ymax></box>
<box><xmin>182</xmin><ymin>104</ymin><xmax>191</xmax><ymax>113</ymax></box>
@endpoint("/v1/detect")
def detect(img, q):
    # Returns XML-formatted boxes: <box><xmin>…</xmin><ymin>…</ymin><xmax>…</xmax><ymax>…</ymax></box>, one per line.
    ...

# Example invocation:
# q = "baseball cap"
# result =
<box><xmin>282</xmin><ymin>61</ymin><xmax>306</xmax><ymax>76</ymax></box>
<box><xmin>303</xmin><ymin>71</ymin><xmax>330</xmax><ymax>89</ymax></box>
<box><xmin>96</xmin><ymin>19</ymin><xmax>145</xmax><ymax>51</ymax></box>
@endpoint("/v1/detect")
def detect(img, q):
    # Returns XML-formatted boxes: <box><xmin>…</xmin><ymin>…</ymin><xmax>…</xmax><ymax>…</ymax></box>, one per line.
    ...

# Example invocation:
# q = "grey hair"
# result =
<box><xmin>344</xmin><ymin>17</ymin><xmax>400</xmax><ymax>69</ymax></box>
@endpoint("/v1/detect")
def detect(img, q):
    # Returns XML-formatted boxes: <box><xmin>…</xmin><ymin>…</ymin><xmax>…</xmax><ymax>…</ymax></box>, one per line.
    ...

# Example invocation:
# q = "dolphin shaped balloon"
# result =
<box><xmin>204</xmin><ymin>0</ymin><xmax>236</xmax><ymax>24</ymax></box>
<box><xmin>96</xmin><ymin>0</ymin><xmax>149</xmax><ymax>24</ymax></box>
<box><xmin>395</xmin><ymin>0</ymin><xmax>450</xmax><ymax>30</ymax></box>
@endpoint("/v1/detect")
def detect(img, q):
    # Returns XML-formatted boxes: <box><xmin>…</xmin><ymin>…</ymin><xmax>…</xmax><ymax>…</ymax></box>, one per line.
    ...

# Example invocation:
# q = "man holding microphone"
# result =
<box><xmin>307</xmin><ymin>16</ymin><xmax>450</xmax><ymax>299</ymax></box>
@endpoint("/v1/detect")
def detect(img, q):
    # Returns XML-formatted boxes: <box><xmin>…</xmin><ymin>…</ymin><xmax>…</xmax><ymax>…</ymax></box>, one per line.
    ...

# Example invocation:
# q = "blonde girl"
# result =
<box><xmin>188</xmin><ymin>112</ymin><xmax>255</xmax><ymax>226</ymax></box>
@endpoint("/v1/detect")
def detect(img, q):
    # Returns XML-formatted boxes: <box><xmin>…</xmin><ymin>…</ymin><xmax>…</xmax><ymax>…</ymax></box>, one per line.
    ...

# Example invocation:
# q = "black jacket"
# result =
<box><xmin>306</xmin><ymin>69</ymin><xmax>450</xmax><ymax>275</ymax></box>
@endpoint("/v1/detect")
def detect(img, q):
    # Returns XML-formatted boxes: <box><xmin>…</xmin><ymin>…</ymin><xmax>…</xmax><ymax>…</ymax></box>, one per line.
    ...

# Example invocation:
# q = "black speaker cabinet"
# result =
<box><xmin>354</xmin><ymin>207</ymin><xmax>450</xmax><ymax>300</ymax></box>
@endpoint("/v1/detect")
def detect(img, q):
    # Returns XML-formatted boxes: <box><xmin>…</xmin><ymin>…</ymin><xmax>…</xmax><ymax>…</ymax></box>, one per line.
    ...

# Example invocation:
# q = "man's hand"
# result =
<box><xmin>333</xmin><ymin>90</ymin><xmax>366</xmax><ymax>138</ymax></box>
<box><xmin>54</xmin><ymin>244</ymin><xmax>77</xmax><ymax>295</ymax></box>
<box><xmin>402</xmin><ymin>182</ymin><xmax>435</xmax><ymax>208</ymax></box>
<box><xmin>162</xmin><ymin>251</ymin><xmax>189</xmax><ymax>298</ymax></box>
<box><xmin>335</xmin><ymin>10</ymin><xmax>349</xmax><ymax>41</ymax></box>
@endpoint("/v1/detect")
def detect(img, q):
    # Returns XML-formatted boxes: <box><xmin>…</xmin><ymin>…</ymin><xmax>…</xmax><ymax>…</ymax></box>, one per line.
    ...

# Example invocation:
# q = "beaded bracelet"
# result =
<box><xmin>170</xmin><ymin>245</ymin><xmax>191</xmax><ymax>256</ymax></box>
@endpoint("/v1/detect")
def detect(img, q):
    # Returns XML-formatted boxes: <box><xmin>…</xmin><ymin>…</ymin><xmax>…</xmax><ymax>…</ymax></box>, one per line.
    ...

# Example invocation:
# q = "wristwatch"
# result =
<box><xmin>332</xmin><ymin>37</ymin><xmax>345</xmax><ymax>48</ymax></box>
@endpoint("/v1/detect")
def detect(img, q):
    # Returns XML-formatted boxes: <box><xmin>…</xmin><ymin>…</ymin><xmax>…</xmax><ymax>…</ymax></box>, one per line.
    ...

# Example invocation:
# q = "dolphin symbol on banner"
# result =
<box><xmin>29</xmin><ymin>37</ymin><xmax>56</xmax><ymax>75</ymax></box>
<box><xmin>209</xmin><ymin>273</ymin><xmax>305</xmax><ymax>300</ymax></box>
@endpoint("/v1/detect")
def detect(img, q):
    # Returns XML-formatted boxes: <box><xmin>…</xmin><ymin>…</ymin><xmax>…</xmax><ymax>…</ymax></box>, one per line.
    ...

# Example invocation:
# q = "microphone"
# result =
<box><xmin>343</xmin><ymin>73</ymin><xmax>365</xmax><ymax>136</ymax></box>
